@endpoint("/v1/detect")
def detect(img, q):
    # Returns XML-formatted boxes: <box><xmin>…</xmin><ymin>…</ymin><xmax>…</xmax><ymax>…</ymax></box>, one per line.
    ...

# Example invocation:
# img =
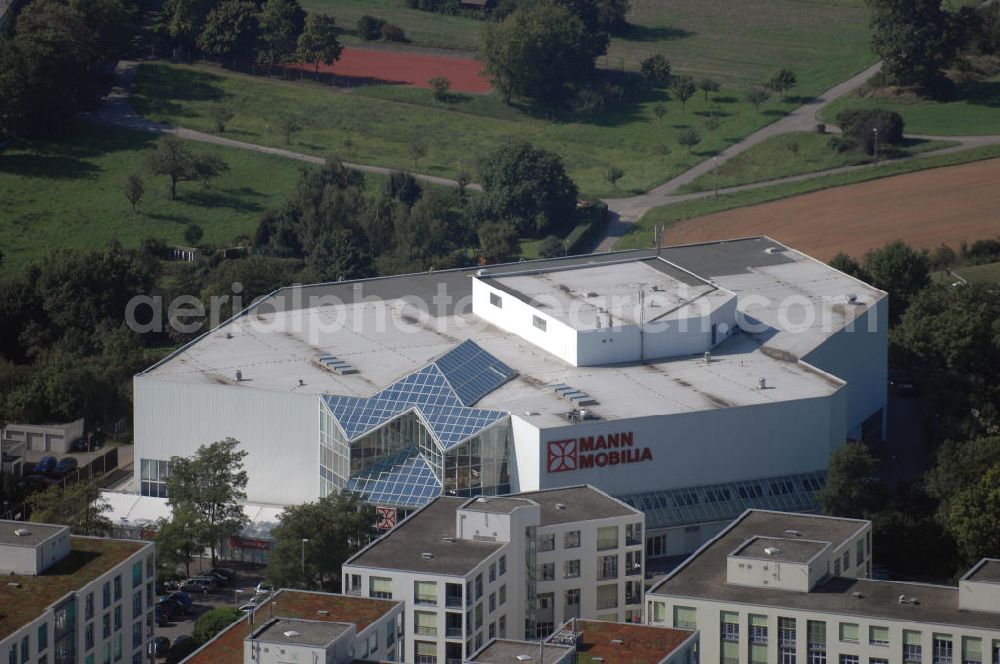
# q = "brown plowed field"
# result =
<box><xmin>661</xmin><ymin>158</ymin><xmax>1000</xmax><ymax>260</ymax></box>
<box><xmin>287</xmin><ymin>46</ymin><xmax>491</xmax><ymax>93</ymax></box>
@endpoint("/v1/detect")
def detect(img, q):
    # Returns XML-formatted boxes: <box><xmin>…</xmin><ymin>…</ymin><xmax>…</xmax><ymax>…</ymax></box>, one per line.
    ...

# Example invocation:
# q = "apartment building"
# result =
<box><xmin>181</xmin><ymin>589</ymin><xmax>404</xmax><ymax>664</ymax></box>
<box><xmin>646</xmin><ymin>510</ymin><xmax>1000</xmax><ymax>664</ymax></box>
<box><xmin>0</xmin><ymin>520</ymin><xmax>155</xmax><ymax>664</ymax></box>
<box><xmin>342</xmin><ymin>485</ymin><xmax>645</xmax><ymax>664</ymax></box>
<box><xmin>470</xmin><ymin>618</ymin><xmax>699</xmax><ymax>664</ymax></box>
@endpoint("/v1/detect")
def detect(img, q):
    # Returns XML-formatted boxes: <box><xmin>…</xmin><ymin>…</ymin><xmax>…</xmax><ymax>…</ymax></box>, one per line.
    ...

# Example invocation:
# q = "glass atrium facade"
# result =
<box><xmin>319</xmin><ymin>340</ymin><xmax>515</xmax><ymax>508</ymax></box>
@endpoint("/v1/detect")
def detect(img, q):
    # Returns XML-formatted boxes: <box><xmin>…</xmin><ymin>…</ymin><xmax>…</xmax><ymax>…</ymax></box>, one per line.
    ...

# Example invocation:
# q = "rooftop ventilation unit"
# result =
<box><xmin>758</xmin><ymin>377</ymin><xmax>767</xmax><ymax>390</ymax></box>
<box><xmin>783</xmin><ymin>530</ymin><xmax>801</xmax><ymax>536</ymax></box>
<box><xmin>554</xmin><ymin>503</ymin><xmax>567</xmax><ymax>510</ymax></box>
<box><xmin>283</xmin><ymin>630</ymin><xmax>300</xmax><ymax>638</ymax></box>
<box><xmin>316</xmin><ymin>610</ymin><xmax>329</xmax><ymax>616</ymax></box>
<box><xmin>610</xmin><ymin>639</ymin><xmax>624</xmax><ymax>646</ymax></box>
<box><xmin>13</xmin><ymin>528</ymin><xmax>30</xmax><ymax>537</ymax></box>
<box><xmin>316</xmin><ymin>355</ymin><xmax>359</xmax><ymax>375</ymax></box>
<box><xmin>550</xmin><ymin>383</ymin><xmax>598</xmax><ymax>406</ymax></box>
<box><xmin>763</xmin><ymin>546</ymin><xmax>782</xmax><ymax>556</ymax></box>
<box><xmin>765</xmin><ymin>246</ymin><xmax>786</xmax><ymax>254</ymax></box>
<box><xmin>516</xmin><ymin>656</ymin><xmax>532</xmax><ymax>662</ymax></box>
<box><xmin>550</xmin><ymin>630</ymin><xmax>583</xmax><ymax>647</ymax></box>
<box><xmin>421</xmin><ymin>552</ymin><xmax>434</xmax><ymax>560</ymax></box>
<box><xmin>592</xmin><ymin>658</ymin><xmax>605</xmax><ymax>663</ymax></box>
<box><xmin>852</xmin><ymin>592</ymin><xmax>864</xmax><ymax>599</ymax></box>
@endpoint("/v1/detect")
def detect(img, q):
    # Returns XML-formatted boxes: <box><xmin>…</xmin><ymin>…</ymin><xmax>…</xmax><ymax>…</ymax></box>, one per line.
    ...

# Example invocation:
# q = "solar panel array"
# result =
<box><xmin>345</xmin><ymin>447</ymin><xmax>442</xmax><ymax>507</ymax></box>
<box><xmin>435</xmin><ymin>339</ymin><xmax>517</xmax><ymax>406</ymax></box>
<box><xmin>618</xmin><ymin>470</ymin><xmax>826</xmax><ymax>530</ymax></box>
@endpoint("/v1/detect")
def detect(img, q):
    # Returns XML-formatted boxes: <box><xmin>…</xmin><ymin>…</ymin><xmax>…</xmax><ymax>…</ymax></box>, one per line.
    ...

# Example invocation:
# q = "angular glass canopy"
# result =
<box><xmin>345</xmin><ymin>447</ymin><xmax>443</xmax><ymax>508</ymax></box>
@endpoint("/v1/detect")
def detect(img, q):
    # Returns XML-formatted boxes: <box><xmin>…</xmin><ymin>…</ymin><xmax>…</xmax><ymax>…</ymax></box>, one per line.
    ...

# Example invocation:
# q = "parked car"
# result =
<box><xmin>34</xmin><ymin>456</ymin><xmax>57</xmax><ymax>475</ymax></box>
<box><xmin>168</xmin><ymin>591</ymin><xmax>193</xmax><ymax>608</ymax></box>
<box><xmin>180</xmin><ymin>579</ymin><xmax>213</xmax><ymax>594</ymax></box>
<box><xmin>148</xmin><ymin>637</ymin><xmax>170</xmax><ymax>657</ymax></box>
<box><xmin>54</xmin><ymin>457</ymin><xmax>78</xmax><ymax>476</ymax></box>
<box><xmin>208</xmin><ymin>567</ymin><xmax>236</xmax><ymax>581</ymax></box>
<box><xmin>70</xmin><ymin>437</ymin><xmax>90</xmax><ymax>452</ymax></box>
<box><xmin>154</xmin><ymin>605</ymin><xmax>173</xmax><ymax>626</ymax></box>
<box><xmin>254</xmin><ymin>582</ymin><xmax>274</xmax><ymax>596</ymax></box>
<box><xmin>158</xmin><ymin>595</ymin><xmax>190</xmax><ymax>616</ymax></box>
<box><xmin>16</xmin><ymin>474</ymin><xmax>50</xmax><ymax>492</ymax></box>
<box><xmin>202</xmin><ymin>571</ymin><xmax>229</xmax><ymax>586</ymax></box>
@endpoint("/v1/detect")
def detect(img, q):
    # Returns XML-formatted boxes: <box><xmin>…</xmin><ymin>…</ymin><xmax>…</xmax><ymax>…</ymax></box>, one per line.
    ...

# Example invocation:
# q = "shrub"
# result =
<box><xmin>381</xmin><ymin>23</ymin><xmax>407</xmax><ymax>41</ymax></box>
<box><xmin>639</xmin><ymin>53</ymin><xmax>671</xmax><ymax>86</ymax></box>
<box><xmin>192</xmin><ymin>607</ymin><xmax>243</xmax><ymax>644</ymax></box>
<box><xmin>428</xmin><ymin>76</ymin><xmax>451</xmax><ymax>101</ymax></box>
<box><xmin>357</xmin><ymin>15</ymin><xmax>386</xmax><ymax>40</ymax></box>
<box><xmin>836</xmin><ymin>108</ymin><xmax>904</xmax><ymax>154</ymax></box>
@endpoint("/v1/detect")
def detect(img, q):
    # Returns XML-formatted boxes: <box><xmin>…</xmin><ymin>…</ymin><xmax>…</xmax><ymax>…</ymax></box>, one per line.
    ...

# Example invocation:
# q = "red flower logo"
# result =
<box><xmin>547</xmin><ymin>439</ymin><xmax>577</xmax><ymax>473</ymax></box>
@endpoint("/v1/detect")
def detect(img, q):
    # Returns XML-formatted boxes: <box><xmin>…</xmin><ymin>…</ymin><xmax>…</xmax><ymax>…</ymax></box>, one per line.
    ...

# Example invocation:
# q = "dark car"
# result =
<box><xmin>54</xmin><ymin>457</ymin><xmax>78</xmax><ymax>476</ymax></box>
<box><xmin>208</xmin><ymin>567</ymin><xmax>236</xmax><ymax>581</ymax></box>
<box><xmin>34</xmin><ymin>456</ymin><xmax>57</xmax><ymax>475</ymax></box>
<box><xmin>16</xmin><ymin>474</ymin><xmax>50</xmax><ymax>492</ymax></box>
<box><xmin>168</xmin><ymin>591</ymin><xmax>193</xmax><ymax>608</ymax></box>
<box><xmin>181</xmin><ymin>578</ymin><xmax>214</xmax><ymax>594</ymax></box>
<box><xmin>70</xmin><ymin>436</ymin><xmax>90</xmax><ymax>452</ymax></box>
<box><xmin>148</xmin><ymin>637</ymin><xmax>171</xmax><ymax>657</ymax></box>
<box><xmin>154</xmin><ymin>606</ymin><xmax>172</xmax><ymax>627</ymax></box>
<box><xmin>201</xmin><ymin>571</ymin><xmax>229</xmax><ymax>586</ymax></box>
<box><xmin>158</xmin><ymin>596</ymin><xmax>190</xmax><ymax>615</ymax></box>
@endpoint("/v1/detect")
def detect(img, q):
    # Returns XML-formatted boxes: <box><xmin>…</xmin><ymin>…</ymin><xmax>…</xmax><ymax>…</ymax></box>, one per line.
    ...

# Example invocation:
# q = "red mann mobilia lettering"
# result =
<box><xmin>546</xmin><ymin>432</ymin><xmax>653</xmax><ymax>473</ymax></box>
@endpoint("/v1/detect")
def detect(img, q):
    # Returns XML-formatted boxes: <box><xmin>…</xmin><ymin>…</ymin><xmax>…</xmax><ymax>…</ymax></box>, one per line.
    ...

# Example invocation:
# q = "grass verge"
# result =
<box><xmin>617</xmin><ymin>145</ymin><xmax>1000</xmax><ymax>249</ymax></box>
<box><xmin>934</xmin><ymin>262</ymin><xmax>1000</xmax><ymax>285</ymax></box>
<box><xmin>677</xmin><ymin>132</ymin><xmax>958</xmax><ymax>193</ymax></box>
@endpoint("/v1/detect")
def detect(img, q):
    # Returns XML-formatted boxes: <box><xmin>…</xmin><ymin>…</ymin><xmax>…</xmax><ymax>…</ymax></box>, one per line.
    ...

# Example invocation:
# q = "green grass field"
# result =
<box><xmin>822</xmin><ymin>74</ymin><xmax>1000</xmax><ymax>136</ymax></box>
<box><xmin>934</xmin><ymin>261</ymin><xmax>1000</xmax><ymax>285</ymax></box>
<box><xmin>132</xmin><ymin>61</ymin><xmax>813</xmax><ymax>197</ymax></box>
<box><xmin>677</xmin><ymin>132</ymin><xmax>957</xmax><ymax>193</ymax></box>
<box><xmin>617</xmin><ymin>144</ymin><xmax>1000</xmax><ymax>249</ymax></box>
<box><xmin>305</xmin><ymin>0</ymin><xmax>875</xmax><ymax>94</ymax></box>
<box><xmin>0</xmin><ymin>123</ymin><xmax>312</xmax><ymax>272</ymax></box>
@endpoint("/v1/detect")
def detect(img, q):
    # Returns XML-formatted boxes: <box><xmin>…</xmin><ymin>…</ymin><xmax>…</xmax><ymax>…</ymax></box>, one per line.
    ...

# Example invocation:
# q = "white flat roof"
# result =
<box><xmin>141</xmin><ymin>239</ymin><xmax>884</xmax><ymax>428</ymax></box>
<box><xmin>481</xmin><ymin>259</ymin><xmax>733</xmax><ymax>329</ymax></box>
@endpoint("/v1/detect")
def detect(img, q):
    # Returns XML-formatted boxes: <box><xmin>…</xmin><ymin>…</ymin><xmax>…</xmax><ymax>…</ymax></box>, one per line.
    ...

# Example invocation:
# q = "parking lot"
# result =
<box><xmin>155</xmin><ymin>561</ymin><xmax>268</xmax><ymax>648</ymax></box>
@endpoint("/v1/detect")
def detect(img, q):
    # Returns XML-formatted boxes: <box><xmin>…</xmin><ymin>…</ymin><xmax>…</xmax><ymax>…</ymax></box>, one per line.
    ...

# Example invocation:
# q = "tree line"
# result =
<box><xmin>821</xmin><ymin>240</ymin><xmax>1000</xmax><ymax>581</ymax></box>
<box><xmin>0</xmin><ymin>0</ymin><xmax>138</xmax><ymax>137</ymax></box>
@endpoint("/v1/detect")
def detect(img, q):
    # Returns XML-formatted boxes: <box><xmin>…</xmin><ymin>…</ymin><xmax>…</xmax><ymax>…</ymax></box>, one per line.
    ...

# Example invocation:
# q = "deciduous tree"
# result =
<box><xmin>297</xmin><ymin>13</ymin><xmax>341</xmax><ymax>79</ymax></box>
<box><xmin>122</xmin><ymin>174</ymin><xmax>145</xmax><ymax>213</ymax></box>
<box><xmin>257</xmin><ymin>0</ymin><xmax>305</xmax><ymax>74</ymax></box>
<box><xmin>146</xmin><ymin>136</ymin><xmax>228</xmax><ymax>199</ymax></box>
<box><xmin>192</xmin><ymin>608</ymin><xmax>243</xmax><ymax>644</ymax></box>
<box><xmin>819</xmin><ymin>442</ymin><xmax>887</xmax><ymax>518</ymax></box>
<box><xmin>767</xmin><ymin>68</ymin><xmax>797</xmax><ymax>100</ymax></box>
<box><xmin>197</xmin><ymin>0</ymin><xmax>260</xmax><ymax>68</ymax></box>
<box><xmin>478</xmin><ymin>221</ymin><xmax>521</xmax><ymax>263</ymax></box>
<box><xmin>671</xmin><ymin>75</ymin><xmax>695</xmax><ymax>111</ymax></box>
<box><xmin>867</xmin><ymin>0</ymin><xmax>960</xmax><ymax>93</ymax></box>
<box><xmin>639</xmin><ymin>53</ymin><xmax>671</xmax><ymax>86</ymax></box>
<box><xmin>863</xmin><ymin>240</ymin><xmax>930</xmax><ymax>322</ymax></box>
<box><xmin>745</xmin><ymin>86</ymin><xmax>770</xmax><ymax>111</ymax></box>
<box><xmin>676</xmin><ymin>126</ymin><xmax>700</xmax><ymax>154</ymax></box>
<box><xmin>27</xmin><ymin>482</ymin><xmax>113</xmax><ymax>536</ymax></box>
<box><xmin>945</xmin><ymin>464</ymin><xmax>1000</xmax><ymax>565</ymax></box>
<box><xmin>698</xmin><ymin>77</ymin><xmax>720</xmax><ymax>102</ymax></box>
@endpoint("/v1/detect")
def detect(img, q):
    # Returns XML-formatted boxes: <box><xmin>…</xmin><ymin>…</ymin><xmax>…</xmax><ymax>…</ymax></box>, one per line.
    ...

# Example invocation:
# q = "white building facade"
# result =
<box><xmin>342</xmin><ymin>486</ymin><xmax>645</xmax><ymax>664</ymax></box>
<box><xmin>647</xmin><ymin>511</ymin><xmax>1000</xmax><ymax>664</ymax></box>
<box><xmin>0</xmin><ymin>521</ymin><xmax>155</xmax><ymax>664</ymax></box>
<box><xmin>132</xmin><ymin>239</ymin><xmax>887</xmax><ymax>560</ymax></box>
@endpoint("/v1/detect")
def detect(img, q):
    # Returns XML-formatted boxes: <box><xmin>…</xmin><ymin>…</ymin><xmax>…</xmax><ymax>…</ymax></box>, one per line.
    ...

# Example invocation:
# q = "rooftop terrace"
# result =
<box><xmin>185</xmin><ymin>590</ymin><xmax>400</xmax><ymax>664</ymax></box>
<box><xmin>560</xmin><ymin>619</ymin><xmax>695</xmax><ymax>664</ymax></box>
<box><xmin>0</xmin><ymin>536</ymin><xmax>148</xmax><ymax>640</ymax></box>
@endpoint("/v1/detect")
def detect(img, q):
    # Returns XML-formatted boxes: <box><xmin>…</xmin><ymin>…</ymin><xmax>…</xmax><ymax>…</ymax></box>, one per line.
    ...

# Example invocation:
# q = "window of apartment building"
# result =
<box><xmin>564</xmin><ymin>560</ymin><xmax>581</xmax><ymax>578</ymax></box>
<box><xmin>842</xmin><ymin>551</ymin><xmax>849</xmax><ymax>571</ymax></box>
<box><xmin>855</xmin><ymin>539</ymin><xmax>865</xmax><ymax>567</ymax></box>
<box><xmin>414</xmin><ymin>641</ymin><xmax>437</xmax><ymax>664</ymax></box>
<box><xmin>539</xmin><ymin>593</ymin><xmax>553</xmax><ymax>610</ymax></box>
<box><xmin>869</xmin><ymin>626</ymin><xmax>889</xmax><ymax>647</ymax></box>
<box><xmin>840</xmin><ymin>623</ymin><xmax>859</xmax><ymax>644</ymax></box>
<box><xmin>933</xmin><ymin>634</ymin><xmax>953</xmax><ymax>664</ymax></box>
<box><xmin>532</xmin><ymin>316</ymin><xmax>547</xmax><ymax>332</ymax></box>
<box><xmin>540</xmin><ymin>562</ymin><xmax>555</xmax><ymax>581</ymax></box>
<box><xmin>624</xmin><ymin>580</ymin><xmax>641</xmax><ymax>605</ymax></box>
<box><xmin>114</xmin><ymin>633</ymin><xmax>122</xmax><ymax>662</ymax></box>
<box><xmin>595</xmin><ymin>584</ymin><xmax>618</xmax><ymax>610</ymax></box>
<box><xmin>102</xmin><ymin>642</ymin><xmax>111</xmax><ymax>664</ymax></box>
<box><xmin>385</xmin><ymin>621</ymin><xmax>395</xmax><ymax>647</ymax></box>
<box><xmin>564</xmin><ymin>531</ymin><xmax>581</xmax><ymax>548</ymax></box>
<box><xmin>489</xmin><ymin>563</ymin><xmax>496</xmax><ymax>583</ymax></box>
<box><xmin>672</xmin><ymin>606</ymin><xmax>696</xmax><ymax>630</ymax></box>
<box><xmin>625</xmin><ymin>550</ymin><xmax>642</xmax><ymax>575</ymax></box>
<box><xmin>870</xmin><ymin>659</ymin><xmax>889</xmax><ymax>664</ymax></box>
<box><xmin>597</xmin><ymin>526</ymin><xmax>618</xmax><ymax>551</ymax></box>
<box><xmin>7</xmin><ymin>646</ymin><xmax>13</xmax><ymax>664</ymax></box>
<box><xmin>113</xmin><ymin>576</ymin><xmax>122</xmax><ymax>602</ymax></box>
<box><xmin>348</xmin><ymin>575</ymin><xmax>361</xmax><ymax>594</ymax></box>
<box><xmin>566</xmin><ymin>589</ymin><xmax>580</xmax><ymax>607</ymax></box>
<box><xmin>132</xmin><ymin>622</ymin><xmax>141</xmax><ymax>649</ymax></box>
<box><xmin>19</xmin><ymin>637</ymin><xmax>27</xmax><ymax>664</ymax></box>
<box><xmin>114</xmin><ymin>606</ymin><xmax>122</xmax><ymax>632</ymax></box>
<box><xmin>103</xmin><ymin>583</ymin><xmax>111</xmax><ymax>609</ymax></box>
<box><xmin>489</xmin><ymin>592</ymin><xmax>496</xmax><ymax>613</ymax></box>
<box><xmin>650</xmin><ymin>602</ymin><xmax>666</xmax><ymax>624</ymax></box>
<box><xmin>475</xmin><ymin>604</ymin><xmax>483</xmax><ymax>629</ymax></box>
<box><xmin>466</xmin><ymin>581</ymin><xmax>474</xmax><ymax>607</ymax></box>
<box><xmin>499</xmin><ymin>555</ymin><xmax>506</xmax><ymax>576</ymax></box>
<box><xmin>131</xmin><ymin>562</ymin><xmax>142</xmax><ymax>589</ymax></box>
<box><xmin>489</xmin><ymin>293</ymin><xmax>502</xmax><ymax>308</ymax></box>
<box><xmin>839</xmin><ymin>657</ymin><xmax>859</xmax><ymax>664</ymax></box>
<box><xmin>489</xmin><ymin>622</ymin><xmax>496</xmax><ymax>640</ymax></box>
<box><xmin>476</xmin><ymin>633</ymin><xmax>484</xmax><ymax>650</ymax></box>
<box><xmin>834</xmin><ymin>558</ymin><xmax>842</xmax><ymax>576</ymax></box>
<box><xmin>132</xmin><ymin>592</ymin><xmax>142</xmax><ymax>619</ymax></box>
<box><xmin>903</xmin><ymin>631</ymin><xmax>922</xmax><ymax>663</ymax></box>
<box><xmin>466</xmin><ymin>609</ymin><xmax>473</xmax><ymax>637</ymax></box>
<box><xmin>538</xmin><ymin>534</ymin><xmax>555</xmax><ymax>552</ymax></box>
<box><xmin>625</xmin><ymin>523</ymin><xmax>642</xmax><ymax>546</ymax></box>
<box><xmin>102</xmin><ymin>614</ymin><xmax>111</xmax><ymax>639</ymax></box>
<box><xmin>779</xmin><ymin>617</ymin><xmax>796</xmax><ymax>664</ymax></box>
<box><xmin>139</xmin><ymin>459</ymin><xmax>170</xmax><ymax>497</ymax></box>
<box><xmin>85</xmin><ymin>623</ymin><xmax>94</xmax><ymax>652</ymax></box>
<box><xmin>370</xmin><ymin>577</ymin><xmax>393</xmax><ymax>599</ymax></box>
<box><xmin>597</xmin><ymin>554</ymin><xmax>618</xmax><ymax>580</ymax></box>
<box><xmin>86</xmin><ymin>593</ymin><xmax>94</xmax><ymax>620</ymax></box>
<box><xmin>499</xmin><ymin>585</ymin><xmax>506</xmax><ymax>605</ymax></box>
<box><xmin>37</xmin><ymin>624</ymin><xmax>47</xmax><ymax>652</ymax></box>
<box><xmin>415</xmin><ymin>581</ymin><xmax>437</xmax><ymax>606</ymax></box>
<box><xmin>475</xmin><ymin>574</ymin><xmax>483</xmax><ymax>599</ymax></box>
<box><xmin>808</xmin><ymin>620</ymin><xmax>827</xmax><ymax>664</ymax></box>
<box><xmin>499</xmin><ymin>616</ymin><xmax>507</xmax><ymax>638</ymax></box>
<box><xmin>414</xmin><ymin>611</ymin><xmax>437</xmax><ymax>637</ymax></box>
<box><xmin>720</xmin><ymin>611</ymin><xmax>740</xmax><ymax>664</ymax></box>
<box><xmin>749</xmin><ymin>615</ymin><xmax>768</xmax><ymax>644</ymax></box>
<box><xmin>962</xmin><ymin>638</ymin><xmax>982</xmax><ymax>664</ymax></box>
<box><xmin>646</xmin><ymin>534</ymin><xmax>667</xmax><ymax>558</ymax></box>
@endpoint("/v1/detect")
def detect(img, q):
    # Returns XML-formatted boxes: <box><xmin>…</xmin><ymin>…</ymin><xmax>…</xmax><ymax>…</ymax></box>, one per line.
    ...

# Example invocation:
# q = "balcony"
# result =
<box><xmin>445</xmin><ymin>595</ymin><xmax>463</xmax><ymax>609</ymax></box>
<box><xmin>416</xmin><ymin>626</ymin><xmax>438</xmax><ymax>637</ymax></box>
<box><xmin>625</xmin><ymin>594</ymin><xmax>642</xmax><ymax>606</ymax></box>
<box><xmin>446</xmin><ymin>626</ymin><xmax>463</xmax><ymax>639</ymax></box>
<box><xmin>415</xmin><ymin>595</ymin><xmax>438</xmax><ymax>607</ymax></box>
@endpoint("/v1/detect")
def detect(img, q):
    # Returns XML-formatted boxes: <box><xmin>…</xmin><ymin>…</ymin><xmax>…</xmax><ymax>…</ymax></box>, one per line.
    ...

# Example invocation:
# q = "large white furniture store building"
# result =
<box><xmin>133</xmin><ymin>238</ymin><xmax>887</xmax><ymax>559</ymax></box>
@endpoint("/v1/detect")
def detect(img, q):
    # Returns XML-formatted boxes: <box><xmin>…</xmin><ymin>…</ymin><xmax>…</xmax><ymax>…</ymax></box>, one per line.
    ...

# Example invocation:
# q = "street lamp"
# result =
<box><xmin>300</xmin><ymin>538</ymin><xmax>310</xmax><ymax>588</ymax></box>
<box><xmin>713</xmin><ymin>156</ymin><xmax>719</xmax><ymax>197</ymax></box>
<box><xmin>872</xmin><ymin>127</ymin><xmax>879</xmax><ymax>167</ymax></box>
<box><xmin>234</xmin><ymin>588</ymin><xmax>245</xmax><ymax>607</ymax></box>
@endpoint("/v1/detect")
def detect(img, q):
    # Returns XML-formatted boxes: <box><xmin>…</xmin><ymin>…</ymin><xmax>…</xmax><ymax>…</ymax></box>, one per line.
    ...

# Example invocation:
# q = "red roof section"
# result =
<box><xmin>184</xmin><ymin>590</ymin><xmax>400</xmax><ymax>664</ymax></box>
<box><xmin>572</xmin><ymin>619</ymin><xmax>695</xmax><ymax>664</ymax></box>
